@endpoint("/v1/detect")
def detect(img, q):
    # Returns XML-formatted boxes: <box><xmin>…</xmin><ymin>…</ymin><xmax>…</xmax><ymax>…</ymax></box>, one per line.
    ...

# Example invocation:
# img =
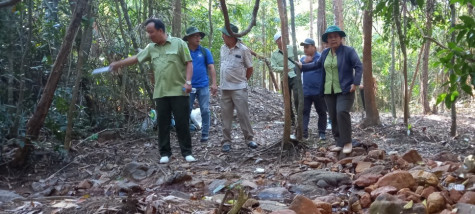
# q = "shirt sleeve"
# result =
<box><xmin>205</xmin><ymin>48</ymin><xmax>214</xmax><ymax>65</ymax></box>
<box><xmin>179</xmin><ymin>40</ymin><xmax>192</xmax><ymax>63</ymax></box>
<box><xmin>243</xmin><ymin>47</ymin><xmax>253</xmax><ymax>69</ymax></box>
<box><xmin>136</xmin><ymin>43</ymin><xmax>152</xmax><ymax>63</ymax></box>
<box><xmin>349</xmin><ymin>47</ymin><xmax>363</xmax><ymax>85</ymax></box>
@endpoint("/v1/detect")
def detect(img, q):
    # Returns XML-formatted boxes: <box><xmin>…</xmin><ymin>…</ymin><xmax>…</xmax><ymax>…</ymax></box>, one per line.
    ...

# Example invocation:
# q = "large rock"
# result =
<box><xmin>259</xmin><ymin>200</ymin><xmax>288</xmax><ymax>212</ymax></box>
<box><xmin>0</xmin><ymin>190</ymin><xmax>23</xmax><ymax>203</ymax></box>
<box><xmin>354</xmin><ymin>173</ymin><xmax>382</xmax><ymax>187</ymax></box>
<box><xmin>122</xmin><ymin>162</ymin><xmax>155</xmax><ymax>181</ymax></box>
<box><xmin>459</xmin><ymin>191</ymin><xmax>475</xmax><ymax>204</ymax></box>
<box><xmin>312</xmin><ymin>200</ymin><xmax>332</xmax><ymax>214</ymax></box>
<box><xmin>402</xmin><ymin>149</ymin><xmax>423</xmax><ymax>163</ymax></box>
<box><xmin>355</xmin><ymin>165</ymin><xmax>387</xmax><ymax>179</ymax></box>
<box><xmin>289</xmin><ymin>170</ymin><xmax>351</xmax><ymax>188</ymax></box>
<box><xmin>455</xmin><ymin>203</ymin><xmax>475</xmax><ymax>214</ymax></box>
<box><xmin>288</xmin><ymin>184</ymin><xmax>327</xmax><ymax>197</ymax></box>
<box><xmin>371</xmin><ymin>186</ymin><xmax>398</xmax><ymax>199</ymax></box>
<box><xmin>376</xmin><ymin>170</ymin><xmax>416</xmax><ymax>190</ymax></box>
<box><xmin>369</xmin><ymin>193</ymin><xmax>426</xmax><ymax>214</ymax></box>
<box><xmin>427</xmin><ymin>192</ymin><xmax>446</xmax><ymax>213</ymax></box>
<box><xmin>433</xmin><ymin>151</ymin><xmax>459</xmax><ymax>162</ymax></box>
<box><xmin>257</xmin><ymin>187</ymin><xmax>291</xmax><ymax>201</ymax></box>
<box><xmin>288</xmin><ymin>195</ymin><xmax>321</xmax><ymax>214</ymax></box>
<box><xmin>409</xmin><ymin>170</ymin><xmax>439</xmax><ymax>186</ymax></box>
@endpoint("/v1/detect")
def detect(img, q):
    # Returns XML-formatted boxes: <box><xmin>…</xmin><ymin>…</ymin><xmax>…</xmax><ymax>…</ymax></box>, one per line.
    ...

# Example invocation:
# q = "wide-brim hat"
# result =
<box><xmin>218</xmin><ymin>23</ymin><xmax>240</xmax><ymax>38</ymax></box>
<box><xmin>321</xmin><ymin>25</ymin><xmax>346</xmax><ymax>43</ymax></box>
<box><xmin>183</xmin><ymin>26</ymin><xmax>206</xmax><ymax>41</ymax></box>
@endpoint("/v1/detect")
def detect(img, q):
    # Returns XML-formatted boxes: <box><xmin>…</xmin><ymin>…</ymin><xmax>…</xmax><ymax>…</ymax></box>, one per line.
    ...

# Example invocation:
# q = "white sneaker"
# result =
<box><xmin>159</xmin><ymin>156</ymin><xmax>169</xmax><ymax>164</ymax></box>
<box><xmin>185</xmin><ymin>155</ymin><xmax>196</xmax><ymax>162</ymax></box>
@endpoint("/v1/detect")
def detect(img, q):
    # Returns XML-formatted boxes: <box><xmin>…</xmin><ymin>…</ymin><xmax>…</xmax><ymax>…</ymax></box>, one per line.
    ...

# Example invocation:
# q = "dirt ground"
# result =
<box><xmin>1</xmin><ymin>87</ymin><xmax>474</xmax><ymax>213</ymax></box>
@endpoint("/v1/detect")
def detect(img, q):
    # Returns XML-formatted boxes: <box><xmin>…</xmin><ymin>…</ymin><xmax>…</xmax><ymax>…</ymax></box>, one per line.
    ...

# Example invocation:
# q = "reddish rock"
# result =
<box><xmin>337</xmin><ymin>157</ymin><xmax>354</xmax><ymax>165</ymax></box>
<box><xmin>415</xmin><ymin>186</ymin><xmax>424</xmax><ymax>195</ymax></box>
<box><xmin>350</xmin><ymin>147</ymin><xmax>366</xmax><ymax>157</ymax></box>
<box><xmin>304</xmin><ymin>161</ymin><xmax>321</xmax><ymax>168</ymax></box>
<box><xmin>314</xmin><ymin>157</ymin><xmax>332</xmax><ymax>163</ymax></box>
<box><xmin>364</xmin><ymin>184</ymin><xmax>377</xmax><ymax>193</ymax></box>
<box><xmin>289</xmin><ymin>195</ymin><xmax>321</xmax><ymax>214</ymax></box>
<box><xmin>433</xmin><ymin>151</ymin><xmax>459</xmax><ymax>162</ymax></box>
<box><xmin>376</xmin><ymin>170</ymin><xmax>416</xmax><ymax>190</ymax></box>
<box><xmin>78</xmin><ymin>179</ymin><xmax>92</xmax><ymax>189</ymax></box>
<box><xmin>315</xmin><ymin>193</ymin><xmax>342</xmax><ymax>204</ymax></box>
<box><xmin>269</xmin><ymin>210</ymin><xmax>297</xmax><ymax>214</ymax></box>
<box><xmin>459</xmin><ymin>191</ymin><xmax>475</xmax><ymax>204</ymax></box>
<box><xmin>421</xmin><ymin>186</ymin><xmax>438</xmax><ymax>199</ymax></box>
<box><xmin>371</xmin><ymin>186</ymin><xmax>398</xmax><ymax>200</ymax></box>
<box><xmin>427</xmin><ymin>192</ymin><xmax>446</xmax><ymax>213</ymax></box>
<box><xmin>355</xmin><ymin>162</ymin><xmax>372</xmax><ymax>174</ymax></box>
<box><xmin>312</xmin><ymin>200</ymin><xmax>331</xmax><ymax>214</ymax></box>
<box><xmin>449</xmin><ymin>189</ymin><xmax>463</xmax><ymax>202</ymax></box>
<box><xmin>431</xmin><ymin>164</ymin><xmax>451</xmax><ymax>174</ymax></box>
<box><xmin>410</xmin><ymin>170</ymin><xmax>439</xmax><ymax>186</ymax></box>
<box><xmin>445</xmin><ymin>175</ymin><xmax>457</xmax><ymax>183</ymax></box>
<box><xmin>441</xmin><ymin>190</ymin><xmax>455</xmax><ymax>205</ymax></box>
<box><xmin>360</xmin><ymin>192</ymin><xmax>372</xmax><ymax>208</ymax></box>
<box><xmin>397</xmin><ymin>188</ymin><xmax>421</xmax><ymax>203</ymax></box>
<box><xmin>402</xmin><ymin>149</ymin><xmax>423</xmax><ymax>163</ymax></box>
<box><xmin>354</xmin><ymin>173</ymin><xmax>381</xmax><ymax>187</ymax></box>
<box><xmin>396</xmin><ymin>158</ymin><xmax>411</xmax><ymax>169</ymax></box>
<box><xmin>367</xmin><ymin>150</ymin><xmax>385</xmax><ymax>160</ymax></box>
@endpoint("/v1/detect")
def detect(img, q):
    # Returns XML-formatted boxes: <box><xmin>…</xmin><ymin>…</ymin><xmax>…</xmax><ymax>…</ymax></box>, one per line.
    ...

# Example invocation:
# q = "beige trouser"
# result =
<box><xmin>220</xmin><ymin>89</ymin><xmax>254</xmax><ymax>144</ymax></box>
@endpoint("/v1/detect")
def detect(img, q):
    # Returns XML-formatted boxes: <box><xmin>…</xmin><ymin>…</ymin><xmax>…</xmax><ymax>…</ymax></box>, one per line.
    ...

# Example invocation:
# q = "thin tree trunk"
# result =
<box><xmin>309</xmin><ymin>0</ymin><xmax>313</xmax><ymax>38</ymax></box>
<box><xmin>394</xmin><ymin>0</ymin><xmax>409</xmax><ymax>125</ymax></box>
<box><xmin>333</xmin><ymin>0</ymin><xmax>344</xmax><ymax>30</ymax></box>
<box><xmin>277</xmin><ymin>0</ymin><xmax>291</xmax><ymax>146</ymax></box>
<box><xmin>450</xmin><ymin>3</ymin><xmax>457</xmax><ymax>137</ymax></box>
<box><xmin>13</xmin><ymin>0</ymin><xmax>89</xmax><ymax>167</ymax></box>
<box><xmin>408</xmin><ymin>45</ymin><xmax>424</xmax><ymax>103</ymax></box>
<box><xmin>261</xmin><ymin>5</ymin><xmax>266</xmax><ymax>89</ymax></box>
<box><xmin>361</xmin><ymin>0</ymin><xmax>380</xmax><ymax>128</ymax></box>
<box><xmin>148</xmin><ymin>0</ymin><xmax>153</xmax><ymax>18</ymax></box>
<box><xmin>115</xmin><ymin>0</ymin><xmax>130</xmax><ymax>120</ymax></box>
<box><xmin>390</xmin><ymin>24</ymin><xmax>397</xmax><ymax>118</ymax></box>
<box><xmin>316</xmin><ymin>0</ymin><xmax>326</xmax><ymax>51</ymax></box>
<box><xmin>172</xmin><ymin>0</ymin><xmax>181</xmax><ymax>37</ymax></box>
<box><xmin>421</xmin><ymin>0</ymin><xmax>434</xmax><ymax>114</ymax></box>
<box><xmin>208</xmin><ymin>0</ymin><xmax>213</xmax><ymax>47</ymax></box>
<box><xmin>289</xmin><ymin>0</ymin><xmax>303</xmax><ymax>140</ymax></box>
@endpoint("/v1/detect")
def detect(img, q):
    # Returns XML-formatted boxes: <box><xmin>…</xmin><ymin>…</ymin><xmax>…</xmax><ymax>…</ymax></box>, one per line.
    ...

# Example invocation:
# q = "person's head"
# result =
<box><xmin>219</xmin><ymin>23</ymin><xmax>239</xmax><ymax>47</ymax></box>
<box><xmin>273</xmin><ymin>32</ymin><xmax>282</xmax><ymax>50</ymax></box>
<box><xmin>144</xmin><ymin>18</ymin><xmax>167</xmax><ymax>44</ymax></box>
<box><xmin>321</xmin><ymin>25</ymin><xmax>346</xmax><ymax>50</ymax></box>
<box><xmin>300</xmin><ymin>38</ymin><xmax>316</xmax><ymax>56</ymax></box>
<box><xmin>183</xmin><ymin>26</ymin><xmax>205</xmax><ymax>47</ymax></box>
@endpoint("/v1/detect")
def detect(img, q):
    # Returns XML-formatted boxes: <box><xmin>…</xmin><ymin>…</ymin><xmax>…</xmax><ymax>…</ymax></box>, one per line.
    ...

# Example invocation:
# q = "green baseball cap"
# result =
<box><xmin>321</xmin><ymin>25</ymin><xmax>346</xmax><ymax>43</ymax></box>
<box><xmin>183</xmin><ymin>26</ymin><xmax>206</xmax><ymax>41</ymax></box>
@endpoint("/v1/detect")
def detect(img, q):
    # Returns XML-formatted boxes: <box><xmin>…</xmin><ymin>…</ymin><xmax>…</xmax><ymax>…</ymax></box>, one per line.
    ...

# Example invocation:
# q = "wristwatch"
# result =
<box><xmin>186</xmin><ymin>80</ymin><xmax>191</xmax><ymax>85</ymax></box>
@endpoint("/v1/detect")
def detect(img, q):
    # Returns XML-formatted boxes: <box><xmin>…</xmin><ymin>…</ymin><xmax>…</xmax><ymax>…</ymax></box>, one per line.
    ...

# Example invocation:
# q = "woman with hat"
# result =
<box><xmin>298</xmin><ymin>25</ymin><xmax>362</xmax><ymax>154</ymax></box>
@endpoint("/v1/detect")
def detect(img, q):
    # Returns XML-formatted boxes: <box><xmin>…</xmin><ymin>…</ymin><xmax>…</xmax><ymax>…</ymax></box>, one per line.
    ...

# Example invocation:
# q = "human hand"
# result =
<box><xmin>359</xmin><ymin>85</ymin><xmax>364</xmax><ymax>90</ymax></box>
<box><xmin>350</xmin><ymin>84</ymin><xmax>357</xmax><ymax>93</ymax></box>
<box><xmin>109</xmin><ymin>62</ymin><xmax>120</xmax><ymax>75</ymax></box>
<box><xmin>183</xmin><ymin>83</ymin><xmax>192</xmax><ymax>93</ymax></box>
<box><xmin>297</xmin><ymin>61</ymin><xmax>302</xmax><ymax>69</ymax></box>
<box><xmin>210</xmin><ymin>84</ymin><xmax>218</xmax><ymax>96</ymax></box>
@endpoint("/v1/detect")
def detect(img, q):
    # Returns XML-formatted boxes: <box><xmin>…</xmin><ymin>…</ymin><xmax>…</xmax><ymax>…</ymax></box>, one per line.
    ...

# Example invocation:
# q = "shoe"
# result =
<box><xmin>222</xmin><ymin>144</ymin><xmax>231</xmax><ymax>152</ymax></box>
<box><xmin>330</xmin><ymin>146</ymin><xmax>342</xmax><ymax>152</ymax></box>
<box><xmin>159</xmin><ymin>156</ymin><xmax>169</xmax><ymax>164</ymax></box>
<box><xmin>200</xmin><ymin>137</ymin><xmax>209</xmax><ymax>142</ymax></box>
<box><xmin>185</xmin><ymin>155</ymin><xmax>196</xmax><ymax>162</ymax></box>
<box><xmin>319</xmin><ymin>133</ymin><xmax>326</xmax><ymax>140</ymax></box>
<box><xmin>248</xmin><ymin>141</ymin><xmax>258</xmax><ymax>149</ymax></box>
<box><xmin>343</xmin><ymin>143</ymin><xmax>353</xmax><ymax>154</ymax></box>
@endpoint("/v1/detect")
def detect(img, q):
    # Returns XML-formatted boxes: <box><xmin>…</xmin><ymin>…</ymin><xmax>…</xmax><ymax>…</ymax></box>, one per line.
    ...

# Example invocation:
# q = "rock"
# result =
<box><xmin>397</xmin><ymin>188</ymin><xmax>421</xmax><ymax>202</ymax></box>
<box><xmin>354</xmin><ymin>173</ymin><xmax>381</xmax><ymax>187</ymax></box>
<box><xmin>368</xmin><ymin>150</ymin><xmax>385</xmax><ymax>160</ymax></box>
<box><xmin>269</xmin><ymin>209</ymin><xmax>297</xmax><ymax>214</ymax></box>
<box><xmin>431</xmin><ymin>164</ymin><xmax>451</xmax><ymax>174</ymax></box>
<box><xmin>369</xmin><ymin>193</ymin><xmax>426</xmax><ymax>214</ymax></box>
<box><xmin>350</xmin><ymin>147</ymin><xmax>366</xmax><ymax>157</ymax></box>
<box><xmin>243</xmin><ymin>198</ymin><xmax>259</xmax><ymax>209</ymax></box>
<box><xmin>312</xmin><ymin>200</ymin><xmax>332</xmax><ymax>214</ymax></box>
<box><xmin>259</xmin><ymin>200</ymin><xmax>288</xmax><ymax>212</ymax></box>
<box><xmin>288</xmin><ymin>195</ymin><xmax>321</xmax><ymax>214</ymax></box>
<box><xmin>396</xmin><ymin>157</ymin><xmax>411</xmax><ymax>169</ymax></box>
<box><xmin>355</xmin><ymin>162</ymin><xmax>372</xmax><ymax>173</ymax></box>
<box><xmin>289</xmin><ymin>170</ymin><xmax>351</xmax><ymax>188</ymax></box>
<box><xmin>410</xmin><ymin>170</ymin><xmax>439</xmax><ymax>186</ymax></box>
<box><xmin>433</xmin><ymin>151</ymin><xmax>459</xmax><ymax>162</ymax></box>
<box><xmin>449</xmin><ymin>189</ymin><xmax>463</xmax><ymax>202</ymax></box>
<box><xmin>208</xmin><ymin>179</ymin><xmax>227</xmax><ymax>194</ymax></box>
<box><xmin>241</xmin><ymin>180</ymin><xmax>258</xmax><ymax>189</ymax></box>
<box><xmin>360</xmin><ymin>192</ymin><xmax>371</xmax><ymax>208</ymax></box>
<box><xmin>304</xmin><ymin>161</ymin><xmax>321</xmax><ymax>168</ymax></box>
<box><xmin>165</xmin><ymin>172</ymin><xmax>192</xmax><ymax>185</ymax></box>
<box><xmin>78</xmin><ymin>179</ymin><xmax>93</xmax><ymax>189</ymax></box>
<box><xmin>421</xmin><ymin>186</ymin><xmax>438</xmax><ymax>199</ymax></box>
<box><xmin>371</xmin><ymin>186</ymin><xmax>398</xmax><ymax>199</ymax></box>
<box><xmin>288</xmin><ymin>184</ymin><xmax>327</xmax><ymax>197</ymax></box>
<box><xmin>376</xmin><ymin>170</ymin><xmax>416</xmax><ymax>190</ymax></box>
<box><xmin>116</xmin><ymin>181</ymin><xmax>144</xmax><ymax>194</ymax></box>
<box><xmin>402</xmin><ymin>149</ymin><xmax>423</xmax><ymax>163</ymax></box>
<box><xmin>122</xmin><ymin>162</ymin><xmax>154</xmax><ymax>181</ymax></box>
<box><xmin>459</xmin><ymin>191</ymin><xmax>475</xmax><ymax>204</ymax></box>
<box><xmin>0</xmin><ymin>190</ymin><xmax>23</xmax><ymax>203</ymax></box>
<box><xmin>427</xmin><ymin>192</ymin><xmax>446</xmax><ymax>213</ymax></box>
<box><xmin>337</xmin><ymin>157</ymin><xmax>354</xmax><ymax>165</ymax></box>
<box><xmin>464</xmin><ymin>155</ymin><xmax>475</xmax><ymax>173</ymax></box>
<box><xmin>315</xmin><ymin>193</ymin><xmax>342</xmax><ymax>204</ymax></box>
<box><xmin>356</xmin><ymin>165</ymin><xmax>386</xmax><ymax>179</ymax></box>
<box><xmin>98</xmin><ymin>130</ymin><xmax>120</xmax><ymax>143</ymax></box>
<box><xmin>170</xmin><ymin>190</ymin><xmax>190</xmax><ymax>200</ymax></box>
<box><xmin>455</xmin><ymin>203</ymin><xmax>475</xmax><ymax>214</ymax></box>
<box><xmin>257</xmin><ymin>187</ymin><xmax>291</xmax><ymax>201</ymax></box>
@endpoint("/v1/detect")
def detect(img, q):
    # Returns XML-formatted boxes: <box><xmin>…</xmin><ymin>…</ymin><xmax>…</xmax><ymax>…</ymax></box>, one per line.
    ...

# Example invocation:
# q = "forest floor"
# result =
<box><xmin>0</xmin><ymin>87</ymin><xmax>474</xmax><ymax>214</ymax></box>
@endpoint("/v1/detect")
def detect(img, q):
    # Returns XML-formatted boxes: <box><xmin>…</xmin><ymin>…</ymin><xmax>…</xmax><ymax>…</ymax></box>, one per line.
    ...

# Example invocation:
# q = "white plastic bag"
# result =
<box><xmin>190</xmin><ymin>108</ymin><xmax>202</xmax><ymax>130</ymax></box>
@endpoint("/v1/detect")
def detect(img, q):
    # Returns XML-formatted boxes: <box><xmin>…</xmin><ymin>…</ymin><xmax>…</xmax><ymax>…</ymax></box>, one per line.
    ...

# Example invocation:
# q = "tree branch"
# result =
<box><xmin>0</xmin><ymin>0</ymin><xmax>21</xmax><ymax>8</ymax></box>
<box><xmin>219</xmin><ymin>0</ymin><xmax>260</xmax><ymax>37</ymax></box>
<box><xmin>423</xmin><ymin>36</ymin><xmax>447</xmax><ymax>49</ymax></box>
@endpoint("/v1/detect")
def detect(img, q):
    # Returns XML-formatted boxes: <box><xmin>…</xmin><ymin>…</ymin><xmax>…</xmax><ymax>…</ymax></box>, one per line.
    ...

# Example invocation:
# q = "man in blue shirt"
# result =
<box><xmin>183</xmin><ymin>27</ymin><xmax>217</xmax><ymax>142</ymax></box>
<box><xmin>300</xmin><ymin>38</ymin><xmax>327</xmax><ymax>140</ymax></box>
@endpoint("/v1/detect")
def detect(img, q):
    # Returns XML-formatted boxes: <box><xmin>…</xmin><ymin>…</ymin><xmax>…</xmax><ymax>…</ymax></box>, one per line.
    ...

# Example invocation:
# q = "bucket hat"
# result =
<box><xmin>321</xmin><ymin>25</ymin><xmax>346</xmax><ymax>43</ymax></box>
<box><xmin>183</xmin><ymin>26</ymin><xmax>205</xmax><ymax>41</ymax></box>
<box><xmin>218</xmin><ymin>23</ymin><xmax>239</xmax><ymax>38</ymax></box>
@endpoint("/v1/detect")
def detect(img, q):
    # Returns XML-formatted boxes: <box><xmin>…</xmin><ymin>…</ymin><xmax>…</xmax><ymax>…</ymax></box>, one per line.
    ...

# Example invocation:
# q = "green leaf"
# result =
<box><xmin>456</xmin><ymin>30</ymin><xmax>467</xmax><ymax>43</ymax></box>
<box><xmin>374</xmin><ymin>1</ymin><xmax>387</xmax><ymax>15</ymax></box>
<box><xmin>404</xmin><ymin>200</ymin><xmax>414</xmax><ymax>209</ymax></box>
<box><xmin>461</xmin><ymin>84</ymin><xmax>474</xmax><ymax>96</ymax></box>
<box><xmin>436</xmin><ymin>93</ymin><xmax>447</xmax><ymax>105</ymax></box>
<box><xmin>459</xmin><ymin>15</ymin><xmax>475</xmax><ymax>26</ymax></box>
<box><xmin>450</xmin><ymin>91</ymin><xmax>459</xmax><ymax>102</ymax></box>
<box><xmin>416</xmin><ymin>0</ymin><xmax>424</xmax><ymax>8</ymax></box>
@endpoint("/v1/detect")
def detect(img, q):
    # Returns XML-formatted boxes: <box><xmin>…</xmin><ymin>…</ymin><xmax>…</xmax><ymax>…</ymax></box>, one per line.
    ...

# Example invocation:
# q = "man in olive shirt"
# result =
<box><xmin>109</xmin><ymin>18</ymin><xmax>196</xmax><ymax>164</ymax></box>
<box><xmin>218</xmin><ymin>23</ymin><xmax>257</xmax><ymax>152</ymax></box>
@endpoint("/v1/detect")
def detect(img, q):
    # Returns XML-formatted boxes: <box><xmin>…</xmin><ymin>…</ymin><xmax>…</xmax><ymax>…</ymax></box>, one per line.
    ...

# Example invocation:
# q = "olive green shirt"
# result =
<box><xmin>137</xmin><ymin>36</ymin><xmax>192</xmax><ymax>99</ymax></box>
<box><xmin>324</xmin><ymin>52</ymin><xmax>342</xmax><ymax>94</ymax></box>
<box><xmin>270</xmin><ymin>45</ymin><xmax>302</xmax><ymax>78</ymax></box>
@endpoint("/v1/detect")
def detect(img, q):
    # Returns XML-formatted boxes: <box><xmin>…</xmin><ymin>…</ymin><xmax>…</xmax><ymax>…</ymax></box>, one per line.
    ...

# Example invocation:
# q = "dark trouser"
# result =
<box><xmin>324</xmin><ymin>92</ymin><xmax>355</xmax><ymax>147</ymax></box>
<box><xmin>303</xmin><ymin>95</ymin><xmax>327</xmax><ymax>137</ymax></box>
<box><xmin>360</xmin><ymin>88</ymin><xmax>365</xmax><ymax>110</ymax></box>
<box><xmin>286</xmin><ymin>76</ymin><xmax>299</xmax><ymax>124</ymax></box>
<box><xmin>155</xmin><ymin>96</ymin><xmax>192</xmax><ymax>157</ymax></box>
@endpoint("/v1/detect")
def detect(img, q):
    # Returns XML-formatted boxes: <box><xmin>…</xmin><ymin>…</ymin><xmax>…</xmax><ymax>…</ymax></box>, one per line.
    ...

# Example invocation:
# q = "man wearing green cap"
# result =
<box><xmin>218</xmin><ymin>23</ymin><xmax>257</xmax><ymax>152</ymax></box>
<box><xmin>183</xmin><ymin>26</ymin><xmax>217</xmax><ymax>143</ymax></box>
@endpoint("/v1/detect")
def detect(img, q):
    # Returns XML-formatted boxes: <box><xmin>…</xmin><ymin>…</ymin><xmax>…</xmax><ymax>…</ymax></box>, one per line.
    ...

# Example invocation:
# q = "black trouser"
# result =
<box><xmin>303</xmin><ymin>95</ymin><xmax>327</xmax><ymax>136</ymax></box>
<box><xmin>155</xmin><ymin>96</ymin><xmax>192</xmax><ymax>157</ymax></box>
<box><xmin>324</xmin><ymin>92</ymin><xmax>355</xmax><ymax>147</ymax></box>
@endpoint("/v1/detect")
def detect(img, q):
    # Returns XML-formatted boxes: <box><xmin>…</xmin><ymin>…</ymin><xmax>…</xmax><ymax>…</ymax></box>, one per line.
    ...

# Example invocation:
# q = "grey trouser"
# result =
<box><xmin>220</xmin><ymin>89</ymin><xmax>254</xmax><ymax>144</ymax></box>
<box><xmin>324</xmin><ymin>92</ymin><xmax>355</xmax><ymax>147</ymax></box>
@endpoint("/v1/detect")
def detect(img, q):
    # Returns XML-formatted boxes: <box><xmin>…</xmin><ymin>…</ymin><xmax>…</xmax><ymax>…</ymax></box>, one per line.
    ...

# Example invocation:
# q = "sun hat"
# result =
<box><xmin>183</xmin><ymin>26</ymin><xmax>206</xmax><ymax>41</ymax></box>
<box><xmin>273</xmin><ymin>32</ymin><xmax>281</xmax><ymax>42</ymax></box>
<box><xmin>218</xmin><ymin>23</ymin><xmax>239</xmax><ymax>37</ymax></box>
<box><xmin>300</xmin><ymin>38</ymin><xmax>315</xmax><ymax>46</ymax></box>
<box><xmin>321</xmin><ymin>25</ymin><xmax>346</xmax><ymax>43</ymax></box>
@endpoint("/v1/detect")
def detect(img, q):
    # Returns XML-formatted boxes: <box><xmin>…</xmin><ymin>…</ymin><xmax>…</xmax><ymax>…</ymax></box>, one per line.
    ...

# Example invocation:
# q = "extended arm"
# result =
<box><xmin>109</xmin><ymin>56</ymin><xmax>139</xmax><ymax>74</ymax></box>
<box><xmin>208</xmin><ymin>64</ymin><xmax>218</xmax><ymax>95</ymax></box>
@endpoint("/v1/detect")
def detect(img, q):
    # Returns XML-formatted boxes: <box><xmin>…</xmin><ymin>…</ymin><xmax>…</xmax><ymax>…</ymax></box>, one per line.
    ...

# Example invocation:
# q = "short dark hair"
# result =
<box><xmin>144</xmin><ymin>18</ymin><xmax>166</xmax><ymax>32</ymax></box>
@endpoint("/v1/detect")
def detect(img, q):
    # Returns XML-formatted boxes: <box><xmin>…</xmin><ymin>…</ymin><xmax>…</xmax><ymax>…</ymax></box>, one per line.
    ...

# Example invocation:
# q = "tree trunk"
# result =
<box><xmin>172</xmin><ymin>0</ymin><xmax>182</xmax><ymax>37</ymax></box>
<box><xmin>361</xmin><ymin>0</ymin><xmax>380</xmax><ymax>128</ymax></box>
<box><xmin>449</xmin><ymin>3</ymin><xmax>457</xmax><ymax>137</ymax></box>
<box><xmin>115</xmin><ymin>0</ymin><xmax>130</xmax><ymax>123</ymax></box>
<box><xmin>394</xmin><ymin>0</ymin><xmax>409</xmax><ymax>125</ymax></box>
<box><xmin>309</xmin><ymin>0</ymin><xmax>313</xmax><ymax>38</ymax></box>
<box><xmin>289</xmin><ymin>0</ymin><xmax>304</xmax><ymax>140</ymax></box>
<box><xmin>208</xmin><ymin>0</ymin><xmax>213</xmax><ymax>47</ymax></box>
<box><xmin>148</xmin><ymin>0</ymin><xmax>153</xmax><ymax>18</ymax></box>
<box><xmin>421</xmin><ymin>0</ymin><xmax>434</xmax><ymax>114</ymax></box>
<box><xmin>261</xmin><ymin>5</ymin><xmax>266</xmax><ymax>89</ymax></box>
<box><xmin>408</xmin><ymin>45</ymin><xmax>424</xmax><ymax>104</ymax></box>
<box><xmin>390</xmin><ymin>24</ymin><xmax>397</xmax><ymax>118</ymax></box>
<box><xmin>333</xmin><ymin>0</ymin><xmax>344</xmax><ymax>30</ymax></box>
<box><xmin>12</xmin><ymin>0</ymin><xmax>89</xmax><ymax>168</ymax></box>
<box><xmin>277</xmin><ymin>0</ymin><xmax>291</xmax><ymax>146</ymax></box>
<box><xmin>316</xmin><ymin>0</ymin><xmax>326</xmax><ymax>51</ymax></box>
